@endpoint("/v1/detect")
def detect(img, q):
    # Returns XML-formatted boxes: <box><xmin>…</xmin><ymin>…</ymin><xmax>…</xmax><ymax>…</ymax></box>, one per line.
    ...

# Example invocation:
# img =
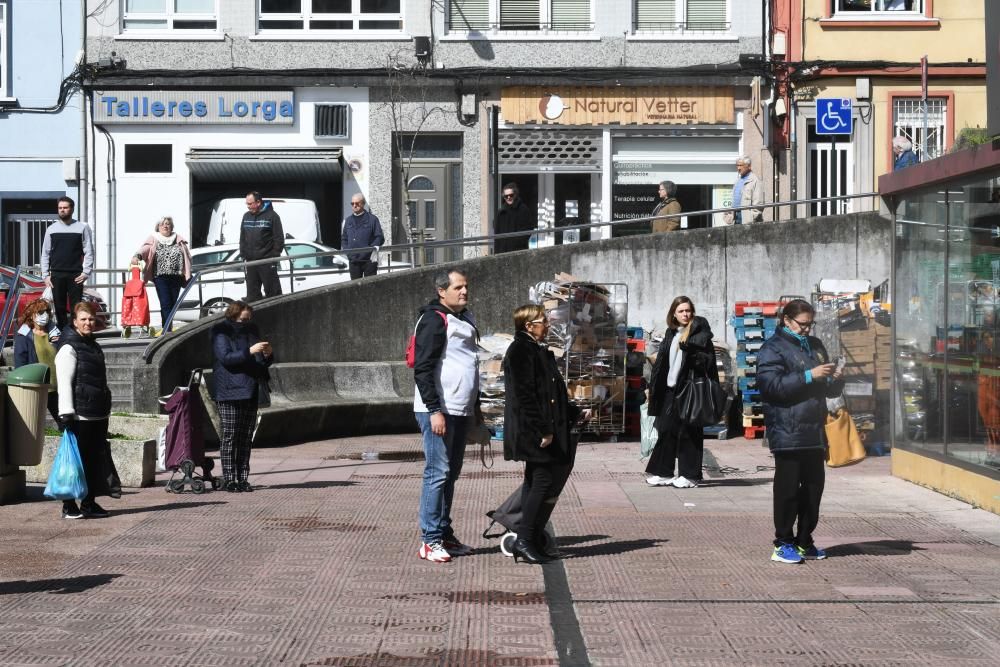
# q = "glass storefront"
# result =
<box><xmin>894</xmin><ymin>170</ymin><xmax>1000</xmax><ymax>474</ymax></box>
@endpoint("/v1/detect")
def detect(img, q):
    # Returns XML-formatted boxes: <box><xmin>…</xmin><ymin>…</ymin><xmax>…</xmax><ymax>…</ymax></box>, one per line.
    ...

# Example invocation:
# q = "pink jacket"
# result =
<box><xmin>136</xmin><ymin>234</ymin><xmax>193</xmax><ymax>282</ymax></box>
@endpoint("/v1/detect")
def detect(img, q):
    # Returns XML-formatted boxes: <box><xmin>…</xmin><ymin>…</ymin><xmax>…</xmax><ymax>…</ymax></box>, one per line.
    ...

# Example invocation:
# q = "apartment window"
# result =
<box><xmin>0</xmin><ymin>2</ymin><xmax>7</xmax><ymax>96</ymax></box>
<box><xmin>122</xmin><ymin>0</ymin><xmax>218</xmax><ymax>31</ymax></box>
<box><xmin>893</xmin><ymin>97</ymin><xmax>947</xmax><ymax>161</ymax></box>
<box><xmin>835</xmin><ymin>0</ymin><xmax>923</xmax><ymax>15</ymax></box>
<box><xmin>124</xmin><ymin>145</ymin><xmax>173</xmax><ymax>173</ymax></box>
<box><xmin>448</xmin><ymin>0</ymin><xmax>592</xmax><ymax>33</ymax></box>
<box><xmin>259</xmin><ymin>0</ymin><xmax>402</xmax><ymax>32</ymax></box>
<box><xmin>633</xmin><ymin>0</ymin><xmax>728</xmax><ymax>33</ymax></box>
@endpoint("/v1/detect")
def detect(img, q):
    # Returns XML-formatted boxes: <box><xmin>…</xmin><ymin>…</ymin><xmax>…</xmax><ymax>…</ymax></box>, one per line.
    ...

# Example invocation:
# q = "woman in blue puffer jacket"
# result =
<box><xmin>757</xmin><ymin>299</ymin><xmax>844</xmax><ymax>565</ymax></box>
<box><xmin>211</xmin><ymin>301</ymin><xmax>272</xmax><ymax>493</ymax></box>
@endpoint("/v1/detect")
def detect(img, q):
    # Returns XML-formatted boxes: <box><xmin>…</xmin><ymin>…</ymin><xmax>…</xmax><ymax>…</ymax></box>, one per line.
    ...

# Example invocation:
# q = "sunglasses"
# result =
<box><xmin>503</xmin><ymin>193</ymin><xmax>515</xmax><ymax>199</ymax></box>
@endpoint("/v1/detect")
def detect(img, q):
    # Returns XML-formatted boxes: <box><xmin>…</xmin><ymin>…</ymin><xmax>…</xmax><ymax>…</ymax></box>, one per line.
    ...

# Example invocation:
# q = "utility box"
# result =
<box><xmin>4</xmin><ymin>363</ymin><xmax>51</xmax><ymax>466</ymax></box>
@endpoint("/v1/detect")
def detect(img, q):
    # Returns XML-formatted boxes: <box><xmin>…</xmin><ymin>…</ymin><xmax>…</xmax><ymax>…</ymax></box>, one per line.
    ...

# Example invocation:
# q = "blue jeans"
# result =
<box><xmin>153</xmin><ymin>274</ymin><xmax>185</xmax><ymax>331</ymax></box>
<box><xmin>415</xmin><ymin>411</ymin><xmax>469</xmax><ymax>544</ymax></box>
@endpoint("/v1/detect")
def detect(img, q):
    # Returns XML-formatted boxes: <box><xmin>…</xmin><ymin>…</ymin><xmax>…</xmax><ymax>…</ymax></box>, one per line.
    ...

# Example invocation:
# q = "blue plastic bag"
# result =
<box><xmin>639</xmin><ymin>403</ymin><xmax>658</xmax><ymax>459</ymax></box>
<box><xmin>44</xmin><ymin>429</ymin><xmax>88</xmax><ymax>500</ymax></box>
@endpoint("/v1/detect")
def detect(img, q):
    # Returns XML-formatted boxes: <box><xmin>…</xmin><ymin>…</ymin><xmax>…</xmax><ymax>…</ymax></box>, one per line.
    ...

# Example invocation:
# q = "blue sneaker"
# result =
<box><xmin>771</xmin><ymin>543</ymin><xmax>804</xmax><ymax>564</ymax></box>
<box><xmin>796</xmin><ymin>545</ymin><xmax>827</xmax><ymax>560</ymax></box>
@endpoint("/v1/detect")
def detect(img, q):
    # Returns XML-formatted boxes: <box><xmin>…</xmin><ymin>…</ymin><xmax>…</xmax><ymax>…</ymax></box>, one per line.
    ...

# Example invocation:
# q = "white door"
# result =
<box><xmin>807</xmin><ymin>123</ymin><xmax>854</xmax><ymax>216</ymax></box>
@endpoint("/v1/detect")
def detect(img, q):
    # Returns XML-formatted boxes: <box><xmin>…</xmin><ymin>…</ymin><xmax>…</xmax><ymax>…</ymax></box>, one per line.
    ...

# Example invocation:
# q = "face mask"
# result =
<box><xmin>34</xmin><ymin>313</ymin><xmax>50</xmax><ymax>327</ymax></box>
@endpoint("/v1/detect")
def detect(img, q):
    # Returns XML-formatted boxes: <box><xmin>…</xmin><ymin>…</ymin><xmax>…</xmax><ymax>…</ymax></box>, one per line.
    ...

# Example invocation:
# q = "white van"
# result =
<box><xmin>206</xmin><ymin>197</ymin><xmax>320</xmax><ymax>246</ymax></box>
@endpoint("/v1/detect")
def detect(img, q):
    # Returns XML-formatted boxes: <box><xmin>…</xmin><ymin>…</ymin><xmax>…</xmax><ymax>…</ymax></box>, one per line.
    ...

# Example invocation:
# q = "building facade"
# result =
<box><xmin>770</xmin><ymin>0</ymin><xmax>987</xmax><ymax>218</ymax></box>
<box><xmin>83</xmin><ymin>0</ymin><xmax>765</xmax><ymax>272</ymax></box>
<box><xmin>0</xmin><ymin>0</ymin><xmax>85</xmax><ymax>268</ymax></box>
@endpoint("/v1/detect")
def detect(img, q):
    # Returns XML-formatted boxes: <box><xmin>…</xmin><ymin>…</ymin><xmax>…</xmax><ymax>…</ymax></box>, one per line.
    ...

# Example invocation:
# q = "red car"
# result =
<box><xmin>1</xmin><ymin>265</ymin><xmax>109</xmax><ymax>340</ymax></box>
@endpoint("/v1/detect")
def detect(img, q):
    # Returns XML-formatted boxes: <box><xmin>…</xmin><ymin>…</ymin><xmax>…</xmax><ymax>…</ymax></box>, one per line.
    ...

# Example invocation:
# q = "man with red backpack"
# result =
<box><xmin>412</xmin><ymin>268</ymin><xmax>481</xmax><ymax>563</ymax></box>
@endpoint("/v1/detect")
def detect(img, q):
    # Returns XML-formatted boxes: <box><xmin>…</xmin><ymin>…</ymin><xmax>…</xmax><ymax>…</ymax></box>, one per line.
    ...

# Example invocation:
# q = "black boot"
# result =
<box><xmin>511</xmin><ymin>538</ymin><xmax>550</xmax><ymax>564</ymax></box>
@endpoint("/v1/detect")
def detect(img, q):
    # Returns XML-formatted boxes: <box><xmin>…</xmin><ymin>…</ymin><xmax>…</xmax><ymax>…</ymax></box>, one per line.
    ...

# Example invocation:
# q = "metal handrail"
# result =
<box><xmin>153</xmin><ymin>191</ymin><xmax>880</xmax><ymax>339</ymax></box>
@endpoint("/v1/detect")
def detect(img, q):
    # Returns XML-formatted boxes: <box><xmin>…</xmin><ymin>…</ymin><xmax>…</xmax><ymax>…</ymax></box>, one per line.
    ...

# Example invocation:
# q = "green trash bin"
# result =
<box><xmin>5</xmin><ymin>363</ymin><xmax>51</xmax><ymax>466</ymax></box>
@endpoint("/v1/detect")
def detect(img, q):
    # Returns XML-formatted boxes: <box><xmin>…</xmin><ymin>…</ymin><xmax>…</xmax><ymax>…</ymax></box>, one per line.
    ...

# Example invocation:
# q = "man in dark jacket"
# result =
<box><xmin>239</xmin><ymin>191</ymin><xmax>284</xmax><ymax>302</ymax></box>
<box><xmin>493</xmin><ymin>183</ymin><xmax>534</xmax><ymax>254</ymax></box>
<box><xmin>341</xmin><ymin>193</ymin><xmax>385</xmax><ymax>279</ymax></box>
<box><xmin>40</xmin><ymin>196</ymin><xmax>94</xmax><ymax>329</ymax></box>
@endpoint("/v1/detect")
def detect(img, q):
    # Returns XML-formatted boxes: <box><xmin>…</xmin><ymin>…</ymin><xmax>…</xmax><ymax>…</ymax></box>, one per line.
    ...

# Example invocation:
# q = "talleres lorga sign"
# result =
<box><xmin>94</xmin><ymin>91</ymin><xmax>295</xmax><ymax>125</ymax></box>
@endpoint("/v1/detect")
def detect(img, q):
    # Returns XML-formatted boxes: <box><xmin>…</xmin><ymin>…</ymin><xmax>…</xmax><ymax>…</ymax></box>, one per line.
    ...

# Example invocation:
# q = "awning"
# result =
<box><xmin>185</xmin><ymin>148</ymin><xmax>343</xmax><ymax>182</ymax></box>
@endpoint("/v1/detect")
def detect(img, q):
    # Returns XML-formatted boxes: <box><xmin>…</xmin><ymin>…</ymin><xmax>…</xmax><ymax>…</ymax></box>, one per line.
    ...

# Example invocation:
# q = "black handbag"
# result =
<box><xmin>676</xmin><ymin>368</ymin><xmax>726</xmax><ymax>427</ymax></box>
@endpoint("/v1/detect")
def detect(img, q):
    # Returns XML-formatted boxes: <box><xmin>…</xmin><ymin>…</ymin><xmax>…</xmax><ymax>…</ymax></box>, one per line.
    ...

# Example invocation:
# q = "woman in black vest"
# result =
<box><xmin>55</xmin><ymin>302</ymin><xmax>114</xmax><ymax>519</ymax></box>
<box><xmin>645</xmin><ymin>296</ymin><xmax>719</xmax><ymax>489</ymax></box>
<box><xmin>503</xmin><ymin>304</ymin><xmax>586</xmax><ymax>564</ymax></box>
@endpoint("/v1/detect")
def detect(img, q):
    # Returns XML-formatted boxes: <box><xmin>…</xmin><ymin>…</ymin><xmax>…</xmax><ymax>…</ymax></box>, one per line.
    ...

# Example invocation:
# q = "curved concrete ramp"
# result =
<box><xmin>135</xmin><ymin>212</ymin><xmax>891</xmax><ymax>443</ymax></box>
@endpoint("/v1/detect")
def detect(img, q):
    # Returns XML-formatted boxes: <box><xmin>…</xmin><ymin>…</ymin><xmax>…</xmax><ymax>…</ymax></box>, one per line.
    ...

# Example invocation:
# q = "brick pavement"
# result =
<box><xmin>0</xmin><ymin>434</ymin><xmax>999</xmax><ymax>666</ymax></box>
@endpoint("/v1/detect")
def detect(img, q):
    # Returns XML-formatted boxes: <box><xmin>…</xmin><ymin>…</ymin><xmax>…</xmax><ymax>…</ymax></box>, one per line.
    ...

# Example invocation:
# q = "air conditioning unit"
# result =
<box><xmin>315</xmin><ymin>104</ymin><xmax>350</xmax><ymax>139</ymax></box>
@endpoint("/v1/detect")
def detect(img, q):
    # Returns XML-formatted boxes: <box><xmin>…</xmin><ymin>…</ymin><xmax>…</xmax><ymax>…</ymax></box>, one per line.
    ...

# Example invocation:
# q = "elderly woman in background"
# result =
<box><xmin>503</xmin><ymin>304</ymin><xmax>585</xmax><ymax>564</ymax></box>
<box><xmin>14</xmin><ymin>298</ymin><xmax>62</xmax><ymax>429</ymax></box>
<box><xmin>892</xmin><ymin>136</ymin><xmax>919</xmax><ymax>171</ymax></box>
<box><xmin>211</xmin><ymin>301</ymin><xmax>273</xmax><ymax>493</ymax></box>
<box><xmin>645</xmin><ymin>296</ymin><xmax>719</xmax><ymax>489</ymax></box>
<box><xmin>55</xmin><ymin>302</ymin><xmax>114</xmax><ymax>519</ymax></box>
<box><xmin>134</xmin><ymin>216</ymin><xmax>193</xmax><ymax>332</ymax></box>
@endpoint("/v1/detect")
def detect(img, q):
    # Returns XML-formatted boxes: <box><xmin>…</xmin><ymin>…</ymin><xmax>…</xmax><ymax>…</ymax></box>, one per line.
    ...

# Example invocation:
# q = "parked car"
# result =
<box><xmin>172</xmin><ymin>241</ymin><xmax>410</xmax><ymax>321</ymax></box>
<box><xmin>0</xmin><ymin>265</ymin><xmax>110</xmax><ymax>339</ymax></box>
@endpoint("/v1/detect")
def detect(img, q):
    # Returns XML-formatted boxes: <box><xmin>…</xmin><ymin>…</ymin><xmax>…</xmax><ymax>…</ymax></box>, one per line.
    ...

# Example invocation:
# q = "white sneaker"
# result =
<box><xmin>419</xmin><ymin>541</ymin><xmax>452</xmax><ymax>563</ymax></box>
<box><xmin>672</xmin><ymin>476</ymin><xmax>698</xmax><ymax>488</ymax></box>
<box><xmin>646</xmin><ymin>475</ymin><xmax>675</xmax><ymax>486</ymax></box>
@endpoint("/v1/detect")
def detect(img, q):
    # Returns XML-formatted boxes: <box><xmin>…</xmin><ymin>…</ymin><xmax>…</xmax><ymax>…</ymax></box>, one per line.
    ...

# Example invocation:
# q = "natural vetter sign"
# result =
<box><xmin>501</xmin><ymin>86</ymin><xmax>734</xmax><ymax>126</ymax></box>
<box><xmin>94</xmin><ymin>91</ymin><xmax>295</xmax><ymax>124</ymax></box>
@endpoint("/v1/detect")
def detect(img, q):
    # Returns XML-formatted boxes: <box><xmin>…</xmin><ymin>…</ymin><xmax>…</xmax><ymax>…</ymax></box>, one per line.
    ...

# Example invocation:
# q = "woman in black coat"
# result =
<box><xmin>645</xmin><ymin>296</ymin><xmax>719</xmax><ymax>489</ymax></box>
<box><xmin>757</xmin><ymin>299</ymin><xmax>844</xmax><ymax>564</ymax></box>
<box><xmin>211</xmin><ymin>301</ymin><xmax>273</xmax><ymax>493</ymax></box>
<box><xmin>503</xmin><ymin>304</ymin><xmax>583</xmax><ymax>564</ymax></box>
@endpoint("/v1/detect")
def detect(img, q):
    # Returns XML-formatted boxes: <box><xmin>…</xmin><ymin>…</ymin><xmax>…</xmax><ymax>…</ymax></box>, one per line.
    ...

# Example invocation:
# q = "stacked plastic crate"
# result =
<box><xmin>623</xmin><ymin>326</ymin><xmax>646</xmax><ymax>437</ymax></box>
<box><xmin>732</xmin><ymin>301</ymin><xmax>780</xmax><ymax>439</ymax></box>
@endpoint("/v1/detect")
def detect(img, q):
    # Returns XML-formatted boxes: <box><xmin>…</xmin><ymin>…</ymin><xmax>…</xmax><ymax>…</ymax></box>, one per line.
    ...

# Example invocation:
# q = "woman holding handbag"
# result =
<box><xmin>211</xmin><ymin>301</ymin><xmax>272</xmax><ymax>492</ymax></box>
<box><xmin>757</xmin><ymin>299</ymin><xmax>844</xmax><ymax>564</ymax></box>
<box><xmin>645</xmin><ymin>296</ymin><xmax>719</xmax><ymax>489</ymax></box>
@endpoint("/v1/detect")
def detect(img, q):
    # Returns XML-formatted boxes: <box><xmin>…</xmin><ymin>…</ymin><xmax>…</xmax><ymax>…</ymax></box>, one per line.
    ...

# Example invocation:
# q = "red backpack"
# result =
<box><xmin>405</xmin><ymin>310</ymin><xmax>449</xmax><ymax>368</ymax></box>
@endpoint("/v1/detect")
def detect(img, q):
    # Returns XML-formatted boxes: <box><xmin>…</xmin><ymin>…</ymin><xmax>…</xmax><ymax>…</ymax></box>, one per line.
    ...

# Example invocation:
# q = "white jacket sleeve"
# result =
<box><xmin>55</xmin><ymin>345</ymin><xmax>77</xmax><ymax>417</ymax></box>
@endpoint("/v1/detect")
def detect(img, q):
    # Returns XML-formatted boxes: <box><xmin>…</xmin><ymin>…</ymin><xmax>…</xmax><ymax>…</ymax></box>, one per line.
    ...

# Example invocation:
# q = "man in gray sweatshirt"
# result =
<box><xmin>40</xmin><ymin>197</ymin><xmax>94</xmax><ymax>329</ymax></box>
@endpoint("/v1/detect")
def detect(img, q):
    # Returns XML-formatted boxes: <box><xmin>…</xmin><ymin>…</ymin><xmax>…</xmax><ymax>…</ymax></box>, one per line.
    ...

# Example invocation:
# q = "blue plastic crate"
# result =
<box><xmin>738</xmin><ymin>376</ymin><xmax>758</xmax><ymax>391</ymax></box>
<box><xmin>763</xmin><ymin>321</ymin><xmax>778</xmax><ymax>338</ymax></box>
<box><xmin>731</xmin><ymin>315</ymin><xmax>765</xmax><ymax>328</ymax></box>
<box><xmin>735</xmin><ymin>326</ymin><xmax>766</xmax><ymax>342</ymax></box>
<box><xmin>737</xmin><ymin>340</ymin><xmax>764</xmax><ymax>352</ymax></box>
<box><xmin>741</xmin><ymin>389</ymin><xmax>761</xmax><ymax>403</ymax></box>
<box><xmin>626</xmin><ymin>326</ymin><xmax>644</xmax><ymax>339</ymax></box>
<box><xmin>737</xmin><ymin>351</ymin><xmax>759</xmax><ymax>367</ymax></box>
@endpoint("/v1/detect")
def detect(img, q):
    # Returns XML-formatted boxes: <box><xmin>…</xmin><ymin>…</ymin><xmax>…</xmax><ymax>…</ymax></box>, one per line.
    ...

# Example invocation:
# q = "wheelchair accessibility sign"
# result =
<box><xmin>816</xmin><ymin>98</ymin><xmax>853</xmax><ymax>135</ymax></box>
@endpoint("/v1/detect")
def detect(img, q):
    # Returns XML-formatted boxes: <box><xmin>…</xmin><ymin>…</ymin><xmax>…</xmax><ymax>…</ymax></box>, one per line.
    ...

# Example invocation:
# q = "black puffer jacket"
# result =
<box><xmin>493</xmin><ymin>198</ymin><xmax>534</xmax><ymax>254</ymax></box>
<box><xmin>647</xmin><ymin>316</ymin><xmax>719</xmax><ymax>417</ymax></box>
<box><xmin>503</xmin><ymin>331</ymin><xmax>580</xmax><ymax>464</ymax></box>
<box><xmin>239</xmin><ymin>202</ymin><xmax>285</xmax><ymax>260</ymax></box>
<box><xmin>62</xmin><ymin>327</ymin><xmax>111</xmax><ymax>419</ymax></box>
<box><xmin>757</xmin><ymin>327</ymin><xmax>844</xmax><ymax>452</ymax></box>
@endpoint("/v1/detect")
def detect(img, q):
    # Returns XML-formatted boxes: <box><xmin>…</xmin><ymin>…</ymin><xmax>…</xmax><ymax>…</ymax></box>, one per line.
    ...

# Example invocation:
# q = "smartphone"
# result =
<box><xmin>835</xmin><ymin>356</ymin><xmax>846</xmax><ymax>373</ymax></box>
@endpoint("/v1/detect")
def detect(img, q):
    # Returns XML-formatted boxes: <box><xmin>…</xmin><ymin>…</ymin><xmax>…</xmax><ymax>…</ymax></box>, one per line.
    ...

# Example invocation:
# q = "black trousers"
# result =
<box><xmin>244</xmin><ymin>263</ymin><xmax>282</xmax><ymax>302</ymax></box>
<box><xmin>645</xmin><ymin>388</ymin><xmax>704</xmax><ymax>480</ymax></box>
<box><xmin>772</xmin><ymin>449</ymin><xmax>826</xmax><ymax>548</ymax></box>
<box><xmin>518</xmin><ymin>461</ymin><xmax>573</xmax><ymax>542</ymax></box>
<box><xmin>50</xmin><ymin>271</ymin><xmax>84</xmax><ymax>329</ymax></box>
<box><xmin>67</xmin><ymin>418</ymin><xmax>111</xmax><ymax>503</ymax></box>
<box><xmin>349</xmin><ymin>260</ymin><xmax>377</xmax><ymax>280</ymax></box>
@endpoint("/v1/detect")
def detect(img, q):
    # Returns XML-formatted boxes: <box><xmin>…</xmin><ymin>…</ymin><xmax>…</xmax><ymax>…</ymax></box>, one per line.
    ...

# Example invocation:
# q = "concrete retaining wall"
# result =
<box><xmin>137</xmin><ymin>213</ymin><xmax>891</xmax><ymax>414</ymax></box>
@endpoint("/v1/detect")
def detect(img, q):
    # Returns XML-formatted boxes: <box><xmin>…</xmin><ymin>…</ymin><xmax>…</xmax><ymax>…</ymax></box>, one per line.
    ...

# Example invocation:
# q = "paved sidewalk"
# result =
<box><xmin>1</xmin><ymin>434</ymin><xmax>999</xmax><ymax>666</ymax></box>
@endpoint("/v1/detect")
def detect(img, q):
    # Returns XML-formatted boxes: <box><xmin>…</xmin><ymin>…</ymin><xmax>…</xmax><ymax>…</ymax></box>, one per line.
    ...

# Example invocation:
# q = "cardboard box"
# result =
<box><xmin>843</xmin><ymin>380</ymin><xmax>874</xmax><ymax>396</ymax></box>
<box><xmin>844</xmin><ymin>362</ymin><xmax>875</xmax><ymax>377</ymax></box>
<box><xmin>844</xmin><ymin>345</ymin><xmax>875</xmax><ymax>364</ymax></box>
<box><xmin>482</xmin><ymin>359</ymin><xmax>503</xmax><ymax>375</ymax></box>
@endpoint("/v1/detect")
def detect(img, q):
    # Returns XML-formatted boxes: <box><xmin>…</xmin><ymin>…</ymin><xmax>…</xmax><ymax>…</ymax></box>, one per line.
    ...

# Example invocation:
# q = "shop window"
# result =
<box><xmin>0</xmin><ymin>2</ymin><xmax>7</xmax><ymax>96</ymax></box>
<box><xmin>893</xmin><ymin>97</ymin><xmax>947</xmax><ymax>162</ymax></box>
<box><xmin>258</xmin><ymin>0</ymin><xmax>402</xmax><ymax>32</ymax></box>
<box><xmin>834</xmin><ymin>0</ymin><xmax>924</xmax><ymax>15</ymax></box>
<box><xmin>315</xmin><ymin>104</ymin><xmax>349</xmax><ymax>138</ymax></box>
<box><xmin>448</xmin><ymin>0</ymin><xmax>592</xmax><ymax>34</ymax></box>
<box><xmin>633</xmin><ymin>0</ymin><xmax>728</xmax><ymax>33</ymax></box>
<box><xmin>124</xmin><ymin>144</ymin><xmax>172</xmax><ymax>173</ymax></box>
<box><xmin>122</xmin><ymin>0</ymin><xmax>218</xmax><ymax>32</ymax></box>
